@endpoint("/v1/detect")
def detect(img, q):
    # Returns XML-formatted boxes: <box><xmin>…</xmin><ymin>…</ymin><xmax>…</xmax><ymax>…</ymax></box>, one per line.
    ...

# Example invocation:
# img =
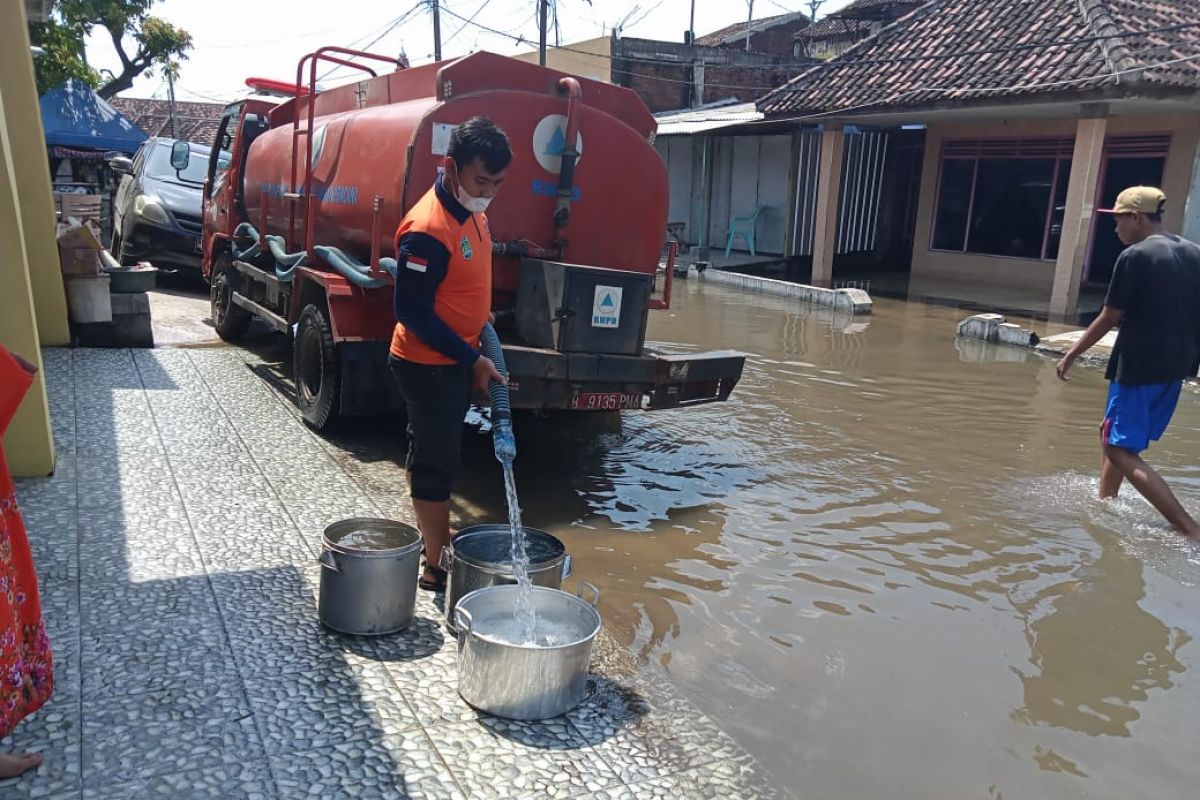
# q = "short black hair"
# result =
<box><xmin>1145</xmin><ymin>212</ymin><xmax>1163</xmax><ymax>223</ymax></box>
<box><xmin>448</xmin><ymin>117</ymin><xmax>512</xmax><ymax>175</ymax></box>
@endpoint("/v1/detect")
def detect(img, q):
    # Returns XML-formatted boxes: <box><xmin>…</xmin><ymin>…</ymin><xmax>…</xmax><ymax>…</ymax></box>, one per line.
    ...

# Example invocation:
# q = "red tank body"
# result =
<box><xmin>241</xmin><ymin>52</ymin><xmax>668</xmax><ymax>307</ymax></box>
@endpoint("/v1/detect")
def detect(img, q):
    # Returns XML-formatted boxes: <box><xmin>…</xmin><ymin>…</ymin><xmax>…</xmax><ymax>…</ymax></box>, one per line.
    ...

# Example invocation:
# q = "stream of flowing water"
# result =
<box><xmin>502</xmin><ymin>462</ymin><xmax>538</xmax><ymax>643</ymax></box>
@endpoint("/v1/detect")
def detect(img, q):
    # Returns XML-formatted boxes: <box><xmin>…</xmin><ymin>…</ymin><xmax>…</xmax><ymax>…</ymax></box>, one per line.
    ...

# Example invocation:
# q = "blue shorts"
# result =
<box><xmin>1102</xmin><ymin>380</ymin><xmax>1183</xmax><ymax>453</ymax></box>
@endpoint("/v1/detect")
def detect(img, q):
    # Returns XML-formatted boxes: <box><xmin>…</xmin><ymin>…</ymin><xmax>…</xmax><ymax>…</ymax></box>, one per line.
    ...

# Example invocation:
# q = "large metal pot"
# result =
<box><xmin>440</xmin><ymin>525</ymin><xmax>571</xmax><ymax>631</ymax></box>
<box><xmin>318</xmin><ymin>518</ymin><xmax>421</xmax><ymax>635</ymax></box>
<box><xmin>454</xmin><ymin>583</ymin><xmax>601</xmax><ymax>720</ymax></box>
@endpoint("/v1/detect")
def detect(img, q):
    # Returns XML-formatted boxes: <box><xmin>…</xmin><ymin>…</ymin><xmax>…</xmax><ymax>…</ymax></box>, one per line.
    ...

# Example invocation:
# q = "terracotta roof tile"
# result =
<box><xmin>109</xmin><ymin>97</ymin><xmax>226</xmax><ymax>146</ymax></box>
<box><xmin>796</xmin><ymin>0</ymin><xmax>924</xmax><ymax>39</ymax></box>
<box><xmin>760</xmin><ymin>0</ymin><xmax>1200</xmax><ymax>116</ymax></box>
<box><xmin>695</xmin><ymin>11</ymin><xmax>809</xmax><ymax>47</ymax></box>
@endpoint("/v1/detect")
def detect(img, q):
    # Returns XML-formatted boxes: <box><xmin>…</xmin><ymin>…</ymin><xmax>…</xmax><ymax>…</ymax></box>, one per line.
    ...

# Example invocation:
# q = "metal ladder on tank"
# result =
<box><xmin>284</xmin><ymin>47</ymin><xmax>405</xmax><ymax>267</ymax></box>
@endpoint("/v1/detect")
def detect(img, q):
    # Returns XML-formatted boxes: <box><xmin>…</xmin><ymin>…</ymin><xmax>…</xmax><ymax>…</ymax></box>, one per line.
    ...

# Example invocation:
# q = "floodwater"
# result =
<box><xmin>452</xmin><ymin>279</ymin><xmax>1200</xmax><ymax>799</ymax></box>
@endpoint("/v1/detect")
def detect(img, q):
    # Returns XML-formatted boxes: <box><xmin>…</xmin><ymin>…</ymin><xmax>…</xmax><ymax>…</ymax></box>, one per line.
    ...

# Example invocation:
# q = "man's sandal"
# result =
<box><xmin>418</xmin><ymin>565</ymin><xmax>447</xmax><ymax>592</ymax></box>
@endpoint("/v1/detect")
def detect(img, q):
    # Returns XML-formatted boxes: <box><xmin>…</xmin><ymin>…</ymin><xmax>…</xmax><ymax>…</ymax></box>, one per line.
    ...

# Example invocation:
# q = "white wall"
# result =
<box><xmin>705</xmin><ymin>134</ymin><xmax>792</xmax><ymax>255</ymax></box>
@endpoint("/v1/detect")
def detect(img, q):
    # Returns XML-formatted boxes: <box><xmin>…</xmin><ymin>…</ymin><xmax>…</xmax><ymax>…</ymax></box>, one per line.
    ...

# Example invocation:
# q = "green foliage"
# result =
<box><xmin>29</xmin><ymin>0</ymin><xmax>192</xmax><ymax>98</ymax></box>
<box><xmin>29</xmin><ymin>18</ymin><xmax>99</xmax><ymax>93</ymax></box>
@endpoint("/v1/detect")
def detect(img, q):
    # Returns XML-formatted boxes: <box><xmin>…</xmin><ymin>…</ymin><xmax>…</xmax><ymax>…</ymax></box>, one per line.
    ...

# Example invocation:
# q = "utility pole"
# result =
<box><xmin>807</xmin><ymin>0</ymin><xmax>824</xmax><ymax>23</ymax></box>
<box><xmin>165</xmin><ymin>62</ymin><xmax>178</xmax><ymax>140</ymax></box>
<box><xmin>538</xmin><ymin>0</ymin><xmax>549</xmax><ymax>66</ymax></box>
<box><xmin>687</xmin><ymin>0</ymin><xmax>695</xmax><ymax>44</ymax></box>
<box><xmin>432</xmin><ymin>0</ymin><xmax>442</xmax><ymax>61</ymax></box>
<box><xmin>745</xmin><ymin>0</ymin><xmax>755</xmax><ymax>52</ymax></box>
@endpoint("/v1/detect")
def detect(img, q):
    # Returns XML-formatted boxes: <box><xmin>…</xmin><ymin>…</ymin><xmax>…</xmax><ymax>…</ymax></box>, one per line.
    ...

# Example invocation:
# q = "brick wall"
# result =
<box><xmin>613</xmin><ymin>37</ymin><xmax>814</xmax><ymax>113</ymax></box>
<box><xmin>714</xmin><ymin>22</ymin><xmax>808</xmax><ymax>56</ymax></box>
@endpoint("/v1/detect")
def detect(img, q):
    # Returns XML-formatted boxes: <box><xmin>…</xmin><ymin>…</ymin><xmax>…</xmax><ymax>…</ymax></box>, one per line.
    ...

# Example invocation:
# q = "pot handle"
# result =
<box><xmin>318</xmin><ymin>550</ymin><xmax>340</xmax><ymax>573</ymax></box>
<box><xmin>454</xmin><ymin>605</ymin><xmax>474</xmax><ymax>635</ymax></box>
<box><xmin>561</xmin><ymin>554</ymin><xmax>573</xmax><ymax>579</ymax></box>
<box><xmin>577</xmin><ymin>581</ymin><xmax>600</xmax><ymax>607</ymax></box>
<box><xmin>439</xmin><ymin>544</ymin><xmax>454</xmax><ymax>573</ymax></box>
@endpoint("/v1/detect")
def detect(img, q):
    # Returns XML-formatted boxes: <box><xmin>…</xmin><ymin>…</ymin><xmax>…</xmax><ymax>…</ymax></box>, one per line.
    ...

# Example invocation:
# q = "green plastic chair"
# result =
<box><xmin>725</xmin><ymin>207</ymin><xmax>763</xmax><ymax>257</ymax></box>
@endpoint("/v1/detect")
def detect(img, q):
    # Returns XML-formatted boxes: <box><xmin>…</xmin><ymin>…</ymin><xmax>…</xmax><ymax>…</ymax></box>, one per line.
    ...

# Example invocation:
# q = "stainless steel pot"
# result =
<box><xmin>440</xmin><ymin>525</ymin><xmax>571</xmax><ymax>631</ymax></box>
<box><xmin>318</xmin><ymin>518</ymin><xmax>421</xmax><ymax>635</ymax></box>
<box><xmin>454</xmin><ymin>583</ymin><xmax>601</xmax><ymax>720</ymax></box>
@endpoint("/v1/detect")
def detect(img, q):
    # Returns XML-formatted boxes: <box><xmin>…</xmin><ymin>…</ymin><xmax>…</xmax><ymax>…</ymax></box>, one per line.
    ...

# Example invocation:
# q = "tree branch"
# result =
<box><xmin>108</xmin><ymin>25</ymin><xmax>133</xmax><ymax>71</ymax></box>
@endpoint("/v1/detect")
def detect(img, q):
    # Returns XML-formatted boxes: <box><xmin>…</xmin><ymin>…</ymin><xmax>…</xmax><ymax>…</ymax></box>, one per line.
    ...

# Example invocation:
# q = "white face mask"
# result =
<box><xmin>446</xmin><ymin>160</ymin><xmax>494</xmax><ymax>214</ymax></box>
<box><xmin>455</xmin><ymin>185</ymin><xmax>492</xmax><ymax>214</ymax></box>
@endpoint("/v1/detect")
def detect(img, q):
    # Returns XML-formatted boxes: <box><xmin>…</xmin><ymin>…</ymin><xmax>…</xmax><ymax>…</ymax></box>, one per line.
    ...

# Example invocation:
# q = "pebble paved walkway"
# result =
<box><xmin>1</xmin><ymin>347</ymin><xmax>791</xmax><ymax>800</ymax></box>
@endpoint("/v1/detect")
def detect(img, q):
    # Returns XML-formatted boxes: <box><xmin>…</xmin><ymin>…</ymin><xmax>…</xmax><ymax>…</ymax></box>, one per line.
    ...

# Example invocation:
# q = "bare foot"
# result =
<box><xmin>0</xmin><ymin>751</ymin><xmax>43</xmax><ymax>778</ymax></box>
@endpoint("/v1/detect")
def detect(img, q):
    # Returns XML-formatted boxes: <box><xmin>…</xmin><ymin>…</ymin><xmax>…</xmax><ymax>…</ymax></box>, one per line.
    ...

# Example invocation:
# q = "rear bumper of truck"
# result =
<box><xmin>503</xmin><ymin>344</ymin><xmax>746</xmax><ymax>411</ymax></box>
<box><xmin>337</xmin><ymin>342</ymin><xmax>746</xmax><ymax>416</ymax></box>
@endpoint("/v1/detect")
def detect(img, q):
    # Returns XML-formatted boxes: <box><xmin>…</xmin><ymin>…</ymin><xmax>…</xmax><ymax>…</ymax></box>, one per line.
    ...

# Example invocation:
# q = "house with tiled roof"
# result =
<box><xmin>796</xmin><ymin>0</ymin><xmax>925</xmax><ymax>61</ymax></box>
<box><xmin>109</xmin><ymin>97</ymin><xmax>225</xmax><ymax>147</ymax></box>
<box><xmin>694</xmin><ymin>11</ymin><xmax>810</xmax><ymax>54</ymax></box>
<box><xmin>757</xmin><ymin>0</ymin><xmax>1200</xmax><ymax>317</ymax></box>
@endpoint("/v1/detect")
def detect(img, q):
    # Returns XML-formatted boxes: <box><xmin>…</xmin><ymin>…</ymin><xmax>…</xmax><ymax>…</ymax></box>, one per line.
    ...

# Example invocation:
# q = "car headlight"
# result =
<box><xmin>133</xmin><ymin>194</ymin><xmax>170</xmax><ymax>225</ymax></box>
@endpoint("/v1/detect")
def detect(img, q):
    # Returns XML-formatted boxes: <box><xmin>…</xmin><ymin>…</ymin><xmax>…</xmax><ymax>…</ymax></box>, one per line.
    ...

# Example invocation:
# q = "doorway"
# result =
<box><xmin>1086</xmin><ymin>135</ymin><xmax>1170</xmax><ymax>285</ymax></box>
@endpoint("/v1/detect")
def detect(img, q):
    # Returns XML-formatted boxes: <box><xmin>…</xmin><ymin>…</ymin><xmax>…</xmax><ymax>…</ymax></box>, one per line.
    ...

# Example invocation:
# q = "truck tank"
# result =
<box><xmin>241</xmin><ymin>52</ymin><xmax>669</xmax><ymax>306</ymax></box>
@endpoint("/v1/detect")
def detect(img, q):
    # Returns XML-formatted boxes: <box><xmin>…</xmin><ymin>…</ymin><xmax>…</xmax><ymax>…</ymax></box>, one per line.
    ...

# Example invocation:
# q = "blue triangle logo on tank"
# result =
<box><xmin>544</xmin><ymin>127</ymin><xmax>566</xmax><ymax>158</ymax></box>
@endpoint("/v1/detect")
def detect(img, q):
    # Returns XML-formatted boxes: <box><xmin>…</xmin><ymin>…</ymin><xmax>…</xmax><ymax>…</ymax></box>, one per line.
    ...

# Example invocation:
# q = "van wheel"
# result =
<box><xmin>211</xmin><ymin>256</ymin><xmax>252</xmax><ymax>341</ymax></box>
<box><xmin>294</xmin><ymin>303</ymin><xmax>339</xmax><ymax>430</ymax></box>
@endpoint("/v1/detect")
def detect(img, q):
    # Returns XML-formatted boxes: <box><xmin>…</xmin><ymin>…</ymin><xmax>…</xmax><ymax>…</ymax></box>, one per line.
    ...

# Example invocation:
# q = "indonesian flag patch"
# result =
<box><xmin>405</xmin><ymin>255</ymin><xmax>428</xmax><ymax>273</ymax></box>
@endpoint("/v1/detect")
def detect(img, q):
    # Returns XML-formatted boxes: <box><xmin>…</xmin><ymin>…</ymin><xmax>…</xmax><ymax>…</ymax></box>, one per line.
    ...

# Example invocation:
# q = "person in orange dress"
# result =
<box><xmin>0</xmin><ymin>345</ymin><xmax>54</xmax><ymax>777</ymax></box>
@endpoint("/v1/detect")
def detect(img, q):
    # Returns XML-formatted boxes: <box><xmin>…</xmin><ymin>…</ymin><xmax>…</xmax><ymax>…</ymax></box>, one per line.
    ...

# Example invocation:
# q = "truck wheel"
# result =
<box><xmin>294</xmin><ymin>303</ymin><xmax>340</xmax><ymax>430</ymax></box>
<box><xmin>210</xmin><ymin>257</ymin><xmax>252</xmax><ymax>341</ymax></box>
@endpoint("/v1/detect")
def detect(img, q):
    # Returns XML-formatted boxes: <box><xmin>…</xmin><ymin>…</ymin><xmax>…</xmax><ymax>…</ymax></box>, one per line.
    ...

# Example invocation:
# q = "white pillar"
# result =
<box><xmin>1181</xmin><ymin>134</ymin><xmax>1200</xmax><ymax>243</ymax></box>
<box><xmin>1050</xmin><ymin>115</ymin><xmax>1108</xmax><ymax>318</ymax></box>
<box><xmin>811</xmin><ymin>122</ymin><xmax>844</xmax><ymax>287</ymax></box>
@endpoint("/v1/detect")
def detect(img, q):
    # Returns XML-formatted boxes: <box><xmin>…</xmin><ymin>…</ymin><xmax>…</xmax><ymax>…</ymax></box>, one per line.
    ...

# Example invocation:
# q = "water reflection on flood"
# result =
<box><xmin>453</xmin><ymin>281</ymin><xmax>1200</xmax><ymax>799</ymax></box>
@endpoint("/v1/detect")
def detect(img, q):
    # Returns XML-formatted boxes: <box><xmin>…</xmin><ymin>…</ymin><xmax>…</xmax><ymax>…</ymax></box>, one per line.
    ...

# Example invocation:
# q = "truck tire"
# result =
<box><xmin>294</xmin><ymin>302</ymin><xmax>340</xmax><ymax>430</ymax></box>
<box><xmin>211</xmin><ymin>257</ymin><xmax>252</xmax><ymax>341</ymax></box>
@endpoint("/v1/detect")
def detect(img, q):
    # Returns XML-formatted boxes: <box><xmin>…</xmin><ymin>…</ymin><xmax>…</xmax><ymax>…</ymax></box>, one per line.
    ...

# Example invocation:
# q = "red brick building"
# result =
<box><xmin>610</xmin><ymin>13</ymin><xmax>816</xmax><ymax>113</ymax></box>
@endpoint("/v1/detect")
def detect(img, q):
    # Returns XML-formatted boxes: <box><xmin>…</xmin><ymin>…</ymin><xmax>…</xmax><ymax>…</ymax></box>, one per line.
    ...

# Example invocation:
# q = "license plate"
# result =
<box><xmin>571</xmin><ymin>392</ymin><xmax>642</xmax><ymax>411</ymax></box>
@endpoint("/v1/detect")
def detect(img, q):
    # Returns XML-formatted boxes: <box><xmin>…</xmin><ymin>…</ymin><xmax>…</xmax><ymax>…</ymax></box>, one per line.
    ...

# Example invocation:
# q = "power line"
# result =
<box><xmin>439</xmin><ymin>5</ymin><xmax>1200</xmax><ymax>74</ymax></box>
<box><xmin>436</xmin><ymin>4</ymin><xmax>1200</xmax><ymax>93</ymax></box>
<box><xmin>444</xmin><ymin>0</ymin><xmax>490</xmax><ymax>47</ymax></box>
<box><xmin>318</xmin><ymin>4</ymin><xmax>427</xmax><ymax>81</ymax></box>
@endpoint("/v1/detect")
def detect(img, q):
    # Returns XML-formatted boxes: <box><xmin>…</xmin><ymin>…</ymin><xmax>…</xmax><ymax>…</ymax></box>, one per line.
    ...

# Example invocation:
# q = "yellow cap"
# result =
<box><xmin>1099</xmin><ymin>186</ymin><xmax>1166</xmax><ymax>215</ymax></box>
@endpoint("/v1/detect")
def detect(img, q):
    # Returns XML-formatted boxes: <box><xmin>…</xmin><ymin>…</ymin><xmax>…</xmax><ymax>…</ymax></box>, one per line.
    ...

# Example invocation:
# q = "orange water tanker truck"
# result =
<box><xmin>193</xmin><ymin>48</ymin><xmax>744</xmax><ymax>429</ymax></box>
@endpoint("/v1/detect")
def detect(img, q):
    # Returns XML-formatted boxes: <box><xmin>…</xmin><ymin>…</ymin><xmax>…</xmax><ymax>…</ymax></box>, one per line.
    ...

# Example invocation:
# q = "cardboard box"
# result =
<box><xmin>56</xmin><ymin>193</ymin><xmax>102</xmax><ymax>224</ymax></box>
<box><xmin>56</xmin><ymin>222</ymin><xmax>103</xmax><ymax>276</ymax></box>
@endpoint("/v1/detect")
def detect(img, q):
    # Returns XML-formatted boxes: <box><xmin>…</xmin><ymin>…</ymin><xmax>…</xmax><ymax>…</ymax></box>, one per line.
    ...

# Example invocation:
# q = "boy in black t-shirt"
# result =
<box><xmin>1056</xmin><ymin>186</ymin><xmax>1200</xmax><ymax>540</ymax></box>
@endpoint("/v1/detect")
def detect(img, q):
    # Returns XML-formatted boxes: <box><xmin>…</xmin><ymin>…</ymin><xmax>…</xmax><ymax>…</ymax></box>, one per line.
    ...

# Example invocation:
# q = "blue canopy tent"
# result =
<box><xmin>40</xmin><ymin>79</ymin><xmax>147</xmax><ymax>155</ymax></box>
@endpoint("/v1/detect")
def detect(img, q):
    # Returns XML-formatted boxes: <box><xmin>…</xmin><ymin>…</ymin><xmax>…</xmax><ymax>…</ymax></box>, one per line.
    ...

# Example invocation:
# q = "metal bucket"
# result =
<box><xmin>454</xmin><ymin>583</ymin><xmax>601</xmax><ymax>720</ymax></box>
<box><xmin>441</xmin><ymin>525</ymin><xmax>571</xmax><ymax>631</ymax></box>
<box><xmin>318</xmin><ymin>518</ymin><xmax>422</xmax><ymax>635</ymax></box>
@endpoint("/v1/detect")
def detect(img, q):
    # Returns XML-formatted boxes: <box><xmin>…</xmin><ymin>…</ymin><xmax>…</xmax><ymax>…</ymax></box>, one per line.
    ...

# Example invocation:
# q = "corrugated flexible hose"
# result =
<box><xmin>479</xmin><ymin>323</ymin><xmax>516</xmax><ymax>464</ymax></box>
<box><xmin>230</xmin><ymin>222</ymin><xmax>392</xmax><ymax>289</ymax></box>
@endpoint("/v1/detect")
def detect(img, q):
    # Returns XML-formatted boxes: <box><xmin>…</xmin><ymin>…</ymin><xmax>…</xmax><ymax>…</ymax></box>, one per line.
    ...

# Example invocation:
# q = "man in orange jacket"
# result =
<box><xmin>389</xmin><ymin>117</ymin><xmax>511</xmax><ymax>590</ymax></box>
